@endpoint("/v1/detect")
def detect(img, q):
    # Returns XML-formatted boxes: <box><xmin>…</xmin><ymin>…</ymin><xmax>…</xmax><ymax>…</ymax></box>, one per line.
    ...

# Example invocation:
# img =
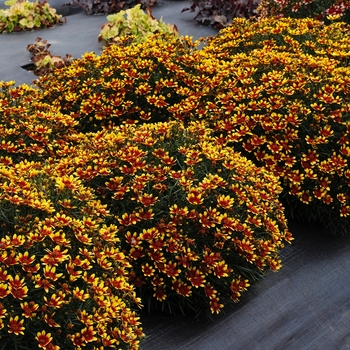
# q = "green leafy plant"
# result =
<box><xmin>27</xmin><ymin>37</ymin><xmax>72</xmax><ymax>76</ymax></box>
<box><xmin>257</xmin><ymin>0</ymin><xmax>350</xmax><ymax>24</ymax></box>
<box><xmin>66</xmin><ymin>0</ymin><xmax>156</xmax><ymax>15</ymax></box>
<box><xmin>0</xmin><ymin>0</ymin><xmax>65</xmax><ymax>33</ymax></box>
<box><xmin>182</xmin><ymin>0</ymin><xmax>260</xmax><ymax>28</ymax></box>
<box><xmin>98</xmin><ymin>4</ymin><xmax>179</xmax><ymax>46</ymax></box>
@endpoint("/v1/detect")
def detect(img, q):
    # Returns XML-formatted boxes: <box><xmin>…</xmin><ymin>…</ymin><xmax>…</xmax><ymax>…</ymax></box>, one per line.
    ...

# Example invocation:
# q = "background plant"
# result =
<box><xmin>98</xmin><ymin>4</ymin><xmax>178</xmax><ymax>46</ymax></box>
<box><xmin>27</xmin><ymin>37</ymin><xmax>72</xmax><ymax>76</ymax></box>
<box><xmin>0</xmin><ymin>0</ymin><xmax>65</xmax><ymax>33</ymax></box>
<box><xmin>257</xmin><ymin>0</ymin><xmax>350</xmax><ymax>23</ymax></box>
<box><xmin>66</xmin><ymin>0</ymin><xmax>156</xmax><ymax>15</ymax></box>
<box><xmin>182</xmin><ymin>0</ymin><xmax>260</xmax><ymax>28</ymax></box>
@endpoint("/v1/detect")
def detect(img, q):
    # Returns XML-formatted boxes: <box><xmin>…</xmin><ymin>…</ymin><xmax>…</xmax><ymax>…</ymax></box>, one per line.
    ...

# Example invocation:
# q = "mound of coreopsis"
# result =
<box><xmin>196</xmin><ymin>17</ymin><xmax>350</xmax><ymax>233</ymax></box>
<box><xmin>0</xmin><ymin>81</ymin><xmax>78</xmax><ymax>164</ymax></box>
<box><xmin>1</xmin><ymin>62</ymin><xmax>292</xmax><ymax>347</ymax></box>
<box><xmin>34</xmin><ymin>34</ymin><xmax>207</xmax><ymax>132</ymax></box>
<box><xmin>0</xmin><ymin>159</ymin><xmax>143</xmax><ymax>349</ymax></box>
<box><xmin>0</xmin><ymin>83</ymin><xmax>143</xmax><ymax>349</ymax></box>
<box><xmin>51</xmin><ymin>120</ymin><xmax>292</xmax><ymax>316</ymax></box>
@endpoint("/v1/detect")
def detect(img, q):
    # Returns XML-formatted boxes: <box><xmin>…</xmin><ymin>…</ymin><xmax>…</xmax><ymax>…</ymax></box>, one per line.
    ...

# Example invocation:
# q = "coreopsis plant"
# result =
<box><xmin>198</xmin><ymin>17</ymin><xmax>350</xmax><ymax>233</ymax></box>
<box><xmin>257</xmin><ymin>0</ymin><xmax>350</xmax><ymax>23</ymax></box>
<box><xmin>0</xmin><ymin>159</ymin><xmax>143</xmax><ymax>349</ymax></box>
<box><xmin>31</xmin><ymin>17</ymin><xmax>350</xmax><ymax>234</ymax></box>
<box><xmin>27</xmin><ymin>16</ymin><xmax>350</xmax><ymax>233</ymax></box>
<box><xmin>98</xmin><ymin>4</ymin><xmax>179</xmax><ymax>46</ymax></box>
<box><xmin>0</xmin><ymin>0</ymin><xmax>65</xmax><ymax>33</ymax></box>
<box><xmin>34</xmin><ymin>34</ymin><xmax>204</xmax><ymax>132</ymax></box>
<box><xmin>0</xmin><ymin>81</ymin><xmax>78</xmax><ymax>164</ymax></box>
<box><xmin>52</xmin><ymin>120</ymin><xmax>292</xmax><ymax>316</ymax></box>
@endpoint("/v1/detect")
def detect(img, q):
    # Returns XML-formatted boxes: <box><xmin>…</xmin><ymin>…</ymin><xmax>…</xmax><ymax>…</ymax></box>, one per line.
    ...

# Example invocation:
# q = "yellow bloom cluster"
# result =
<box><xmin>50</xmin><ymin>121</ymin><xmax>292</xmax><ymax>315</ymax></box>
<box><xmin>0</xmin><ymin>81</ymin><xmax>78</xmax><ymax>164</ymax></box>
<box><xmin>0</xmin><ymin>67</ymin><xmax>292</xmax><ymax>344</ymax></box>
<box><xmin>199</xmin><ymin>17</ymin><xmax>350</xmax><ymax>231</ymax></box>
<box><xmin>34</xmin><ymin>18</ymin><xmax>350</xmax><ymax>232</ymax></box>
<box><xmin>35</xmin><ymin>36</ymin><xmax>204</xmax><ymax>130</ymax></box>
<box><xmin>0</xmin><ymin>157</ymin><xmax>143</xmax><ymax>347</ymax></box>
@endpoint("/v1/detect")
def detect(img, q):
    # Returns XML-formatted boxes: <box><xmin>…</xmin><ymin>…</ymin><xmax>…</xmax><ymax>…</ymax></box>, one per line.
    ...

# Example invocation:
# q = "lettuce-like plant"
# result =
<box><xmin>66</xmin><ymin>0</ymin><xmax>156</xmax><ymax>15</ymax></box>
<box><xmin>98</xmin><ymin>4</ymin><xmax>178</xmax><ymax>46</ymax></box>
<box><xmin>27</xmin><ymin>37</ymin><xmax>72</xmax><ymax>76</ymax></box>
<box><xmin>0</xmin><ymin>0</ymin><xmax>65</xmax><ymax>33</ymax></box>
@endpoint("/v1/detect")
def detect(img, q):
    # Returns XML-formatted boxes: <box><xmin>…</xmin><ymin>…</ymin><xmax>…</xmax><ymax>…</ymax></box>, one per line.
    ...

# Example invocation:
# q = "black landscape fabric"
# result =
<box><xmin>141</xmin><ymin>220</ymin><xmax>350</xmax><ymax>350</ymax></box>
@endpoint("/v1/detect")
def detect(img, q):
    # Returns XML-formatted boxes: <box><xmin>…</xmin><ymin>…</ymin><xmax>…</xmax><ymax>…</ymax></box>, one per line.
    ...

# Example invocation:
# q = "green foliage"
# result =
<box><xmin>67</xmin><ymin>0</ymin><xmax>156</xmax><ymax>15</ymax></box>
<box><xmin>0</xmin><ymin>0</ymin><xmax>65</xmax><ymax>33</ymax></box>
<box><xmin>98</xmin><ymin>4</ymin><xmax>179</xmax><ymax>46</ymax></box>
<box><xmin>27</xmin><ymin>37</ymin><xmax>72</xmax><ymax>76</ymax></box>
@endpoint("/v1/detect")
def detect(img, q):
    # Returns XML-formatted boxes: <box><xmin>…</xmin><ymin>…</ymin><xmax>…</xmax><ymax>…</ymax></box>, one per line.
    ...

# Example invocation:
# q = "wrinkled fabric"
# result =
<box><xmin>141</xmin><ymin>220</ymin><xmax>350</xmax><ymax>349</ymax></box>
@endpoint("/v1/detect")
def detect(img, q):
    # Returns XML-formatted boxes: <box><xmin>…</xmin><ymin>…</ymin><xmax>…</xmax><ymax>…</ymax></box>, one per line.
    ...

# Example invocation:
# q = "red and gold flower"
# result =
<box><xmin>36</xmin><ymin>330</ymin><xmax>53</xmax><ymax>349</ymax></box>
<box><xmin>8</xmin><ymin>316</ymin><xmax>25</xmax><ymax>335</ymax></box>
